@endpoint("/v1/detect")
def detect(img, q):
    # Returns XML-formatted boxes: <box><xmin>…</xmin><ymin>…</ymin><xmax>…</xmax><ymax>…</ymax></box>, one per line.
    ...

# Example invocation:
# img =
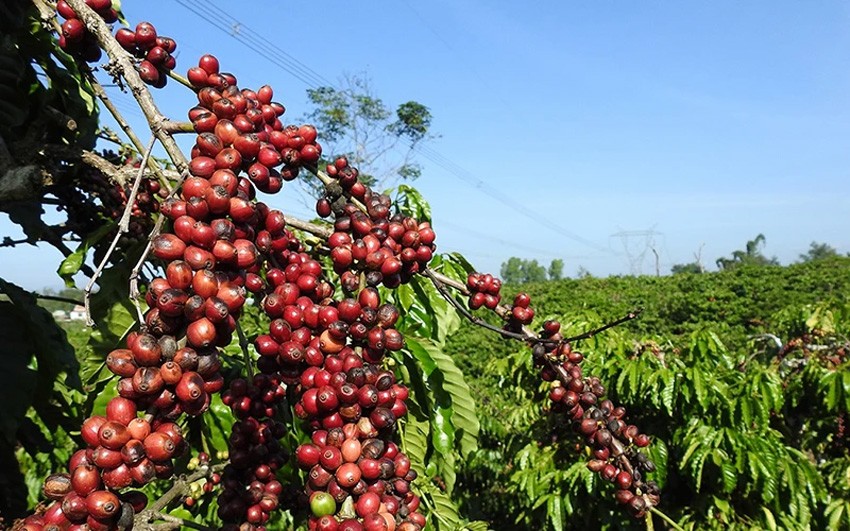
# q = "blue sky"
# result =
<box><xmin>3</xmin><ymin>0</ymin><xmax>850</xmax><ymax>289</ymax></box>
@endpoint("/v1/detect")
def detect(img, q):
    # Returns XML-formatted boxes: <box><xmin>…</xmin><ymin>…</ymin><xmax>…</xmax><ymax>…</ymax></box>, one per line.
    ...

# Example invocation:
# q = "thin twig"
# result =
<box><xmin>166</xmin><ymin>70</ymin><xmax>194</xmax><ymax>90</ymax></box>
<box><xmin>133</xmin><ymin>463</ymin><xmax>226</xmax><ymax>531</ymax></box>
<box><xmin>84</xmin><ymin>137</ymin><xmax>157</xmax><ymax>326</ymax></box>
<box><xmin>118</xmin><ymin>140</ymin><xmax>156</xmax><ymax>232</ymax></box>
<box><xmin>561</xmin><ymin>309</ymin><xmax>643</xmax><ymax>343</ymax></box>
<box><xmin>421</xmin><ymin>268</ymin><xmax>528</xmax><ymax>342</ymax></box>
<box><xmin>149</xmin><ymin>513</ymin><xmax>212</xmax><ymax>531</ymax></box>
<box><xmin>35</xmin><ymin>293</ymin><xmax>83</xmax><ymax>306</ymax></box>
<box><xmin>649</xmin><ymin>507</ymin><xmax>686</xmax><ymax>531</ymax></box>
<box><xmin>282</xmin><ymin>214</ymin><xmax>641</xmax><ymax>348</ymax></box>
<box><xmin>299</xmin><ymin>162</ymin><xmax>368</xmax><ymax>213</ymax></box>
<box><xmin>129</xmin><ymin>170</ymin><xmax>187</xmax><ymax>321</ymax></box>
<box><xmin>0</xmin><ymin>237</ymin><xmax>32</xmax><ymax>248</ymax></box>
<box><xmin>284</xmin><ymin>216</ymin><xmax>331</xmax><ymax>238</ymax></box>
<box><xmin>86</xmin><ymin>73</ymin><xmax>172</xmax><ymax>193</ymax></box>
<box><xmin>160</xmin><ymin>121</ymin><xmax>195</xmax><ymax>134</ymax></box>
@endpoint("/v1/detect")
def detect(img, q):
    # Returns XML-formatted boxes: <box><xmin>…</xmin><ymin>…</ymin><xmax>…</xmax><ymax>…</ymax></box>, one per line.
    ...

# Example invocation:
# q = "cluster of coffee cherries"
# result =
<box><xmin>465</xmin><ymin>272</ymin><xmax>502</xmax><ymax>310</ymax></box>
<box><xmin>506</xmin><ymin>292</ymin><xmax>535</xmax><ymax>328</ymax></box>
<box><xmin>217</xmin><ymin>376</ymin><xmax>287</xmax><ymax>528</ymax></box>
<box><xmin>25</xmin><ymin>483</ymin><xmax>146</xmax><ymax>531</ymax></box>
<box><xmin>464</xmin><ymin>273</ymin><xmax>660</xmax><ymax>517</ymax></box>
<box><xmin>179</xmin><ymin>50</ymin><xmax>426</xmax><ymax>528</ymax></box>
<box><xmin>19</xmin><ymin>396</ymin><xmax>184</xmax><ymax>530</ymax></box>
<box><xmin>185</xmin><ymin>54</ymin><xmax>322</xmax><ymax>195</ymax></box>
<box><xmin>107</xmin><ymin>330</ymin><xmax>224</xmax><ymax>418</ymax></box>
<box><xmin>55</xmin><ymin>0</ymin><xmax>117</xmax><ymax>62</ymax></box>
<box><xmin>249</xmin><ymin>241</ymin><xmax>426</xmax><ymax>529</ymax></box>
<box><xmin>534</xmin><ymin>320</ymin><xmax>659</xmax><ymax>517</ymax></box>
<box><xmin>23</xmin><ymin>46</ymin><xmax>309</xmax><ymax>529</ymax></box>
<box><xmin>466</xmin><ymin>275</ymin><xmax>533</xmax><ymax>327</ymax></box>
<box><xmin>319</xmin><ymin>159</ymin><xmax>437</xmax><ymax>290</ymax></box>
<box><xmin>114</xmin><ymin>22</ymin><xmax>177</xmax><ymax>88</ymax></box>
<box><xmin>296</xmin><ymin>424</ymin><xmax>422</xmax><ymax>531</ymax></box>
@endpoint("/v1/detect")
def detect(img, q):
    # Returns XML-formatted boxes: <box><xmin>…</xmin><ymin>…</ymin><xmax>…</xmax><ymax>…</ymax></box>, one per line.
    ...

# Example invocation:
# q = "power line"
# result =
<box><xmin>416</xmin><ymin>144</ymin><xmax>613</xmax><ymax>253</ymax></box>
<box><xmin>168</xmin><ymin>0</ymin><xmax>613</xmax><ymax>254</ymax></box>
<box><xmin>171</xmin><ymin>0</ymin><xmax>330</xmax><ymax>89</ymax></box>
<box><xmin>437</xmin><ymin>219</ymin><xmax>596</xmax><ymax>260</ymax></box>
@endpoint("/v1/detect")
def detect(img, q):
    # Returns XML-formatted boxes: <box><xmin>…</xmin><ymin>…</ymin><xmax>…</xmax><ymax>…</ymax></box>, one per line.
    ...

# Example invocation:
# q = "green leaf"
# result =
<box><xmin>761</xmin><ymin>507</ymin><xmax>778</xmax><ymax>531</ymax></box>
<box><xmin>547</xmin><ymin>495</ymin><xmax>564</xmax><ymax>531</ymax></box>
<box><xmin>427</xmin><ymin>486</ymin><xmax>462</xmax><ymax>530</ymax></box>
<box><xmin>431</xmin><ymin>405</ymin><xmax>454</xmax><ymax>454</ymax></box>
<box><xmin>395</xmin><ymin>184</ymin><xmax>432</xmax><ymax>222</ymax></box>
<box><xmin>843</xmin><ymin>371</ymin><xmax>850</xmax><ymax>412</ymax></box>
<box><xmin>58</xmin><ymin>222</ymin><xmax>115</xmax><ymax>287</ymax></box>
<box><xmin>720</xmin><ymin>459</ymin><xmax>737</xmax><ymax>493</ymax></box>
<box><xmin>660</xmin><ymin>370</ymin><xmax>675</xmax><ymax>413</ymax></box>
<box><xmin>406</xmin><ymin>337</ymin><xmax>480</xmax><ymax>457</ymax></box>
<box><xmin>58</xmin><ymin>251</ymin><xmax>85</xmax><ymax>288</ymax></box>
<box><xmin>401</xmin><ymin>412</ymin><xmax>430</xmax><ymax>478</ymax></box>
<box><xmin>713</xmin><ymin>496</ymin><xmax>730</xmax><ymax>513</ymax></box>
<box><xmin>826</xmin><ymin>500</ymin><xmax>847</xmax><ymax>531</ymax></box>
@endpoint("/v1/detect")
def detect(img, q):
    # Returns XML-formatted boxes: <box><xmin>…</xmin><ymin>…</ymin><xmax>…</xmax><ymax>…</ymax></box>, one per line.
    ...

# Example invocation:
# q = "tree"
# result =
<box><xmin>500</xmin><ymin>257</ymin><xmax>524</xmax><ymax>284</ymax></box>
<box><xmin>548</xmin><ymin>258</ymin><xmax>564</xmax><ymax>280</ymax></box>
<box><xmin>798</xmin><ymin>241</ymin><xmax>839</xmax><ymax>262</ymax></box>
<box><xmin>576</xmin><ymin>265</ymin><xmax>593</xmax><ymax>279</ymax></box>
<box><xmin>716</xmin><ymin>233</ymin><xmax>779</xmax><ymax>270</ymax></box>
<box><xmin>671</xmin><ymin>262</ymin><xmax>703</xmax><ymax>274</ymax></box>
<box><xmin>500</xmin><ymin>257</ymin><xmax>547</xmax><ymax>284</ymax></box>
<box><xmin>303</xmin><ymin>73</ymin><xmax>434</xmax><ymax>194</ymax></box>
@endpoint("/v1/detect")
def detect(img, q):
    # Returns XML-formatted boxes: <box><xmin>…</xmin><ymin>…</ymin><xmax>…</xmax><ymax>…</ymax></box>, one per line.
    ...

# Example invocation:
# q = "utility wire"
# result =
<box><xmin>168</xmin><ymin>0</ymin><xmax>613</xmax><ymax>254</ymax></box>
<box><xmin>171</xmin><ymin>0</ymin><xmax>330</xmax><ymax>89</ymax></box>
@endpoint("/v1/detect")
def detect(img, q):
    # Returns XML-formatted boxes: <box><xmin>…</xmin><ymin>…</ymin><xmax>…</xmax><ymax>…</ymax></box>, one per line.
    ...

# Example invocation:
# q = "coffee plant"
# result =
<box><xmin>7</xmin><ymin>1</ymin><xmax>846</xmax><ymax>531</ymax></box>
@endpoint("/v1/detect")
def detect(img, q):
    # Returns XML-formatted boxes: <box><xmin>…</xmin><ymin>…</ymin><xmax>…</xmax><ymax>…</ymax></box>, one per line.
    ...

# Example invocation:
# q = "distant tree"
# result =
<box><xmin>500</xmin><ymin>257</ymin><xmax>548</xmax><ymax>284</ymax></box>
<box><xmin>671</xmin><ymin>262</ymin><xmax>703</xmax><ymax>275</ymax></box>
<box><xmin>798</xmin><ymin>241</ymin><xmax>839</xmax><ymax>262</ymax></box>
<box><xmin>303</xmin><ymin>74</ymin><xmax>434</xmax><ymax>195</ymax></box>
<box><xmin>525</xmin><ymin>260</ymin><xmax>547</xmax><ymax>283</ymax></box>
<box><xmin>716</xmin><ymin>234</ymin><xmax>779</xmax><ymax>270</ymax></box>
<box><xmin>548</xmin><ymin>259</ymin><xmax>564</xmax><ymax>281</ymax></box>
<box><xmin>576</xmin><ymin>266</ymin><xmax>593</xmax><ymax>279</ymax></box>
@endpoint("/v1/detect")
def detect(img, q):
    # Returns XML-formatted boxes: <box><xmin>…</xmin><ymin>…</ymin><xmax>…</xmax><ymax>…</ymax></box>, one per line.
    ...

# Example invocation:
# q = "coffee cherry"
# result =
<box><xmin>310</xmin><ymin>491</ymin><xmax>336</xmax><ymax>518</ymax></box>
<box><xmin>86</xmin><ymin>490</ymin><xmax>121</xmax><ymax>519</ymax></box>
<box><xmin>71</xmin><ymin>465</ymin><xmax>101</xmax><ymax>496</ymax></box>
<box><xmin>144</xmin><ymin>432</ymin><xmax>176</xmax><ymax>462</ymax></box>
<box><xmin>42</xmin><ymin>474</ymin><xmax>72</xmax><ymax>500</ymax></box>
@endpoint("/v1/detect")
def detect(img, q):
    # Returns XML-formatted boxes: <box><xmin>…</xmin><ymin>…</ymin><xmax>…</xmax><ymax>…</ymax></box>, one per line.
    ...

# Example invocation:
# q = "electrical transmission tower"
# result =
<box><xmin>610</xmin><ymin>228</ymin><xmax>665</xmax><ymax>276</ymax></box>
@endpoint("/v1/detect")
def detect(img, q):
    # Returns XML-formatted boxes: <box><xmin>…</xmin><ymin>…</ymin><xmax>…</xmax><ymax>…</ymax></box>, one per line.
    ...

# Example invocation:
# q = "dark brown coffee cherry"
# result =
<box><xmin>42</xmin><ymin>473</ymin><xmax>72</xmax><ymax>500</ymax></box>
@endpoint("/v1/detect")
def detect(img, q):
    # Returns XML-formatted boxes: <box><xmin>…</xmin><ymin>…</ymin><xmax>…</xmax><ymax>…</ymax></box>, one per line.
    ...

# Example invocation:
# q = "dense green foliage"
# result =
<box><xmin>448</xmin><ymin>257</ymin><xmax>850</xmax><ymax>530</ymax></box>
